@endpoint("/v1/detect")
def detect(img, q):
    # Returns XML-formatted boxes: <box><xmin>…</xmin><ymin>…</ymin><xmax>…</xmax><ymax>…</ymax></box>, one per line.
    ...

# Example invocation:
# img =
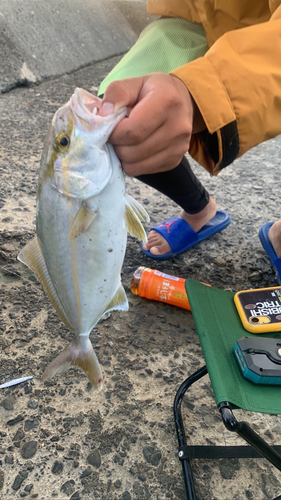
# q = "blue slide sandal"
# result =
<box><xmin>141</xmin><ymin>210</ymin><xmax>231</xmax><ymax>261</ymax></box>
<box><xmin>259</xmin><ymin>222</ymin><xmax>281</xmax><ymax>285</ymax></box>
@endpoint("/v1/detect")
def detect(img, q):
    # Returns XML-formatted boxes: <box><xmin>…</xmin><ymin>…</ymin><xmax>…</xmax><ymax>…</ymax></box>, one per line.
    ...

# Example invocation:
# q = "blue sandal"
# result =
<box><xmin>259</xmin><ymin>222</ymin><xmax>281</xmax><ymax>285</ymax></box>
<box><xmin>141</xmin><ymin>210</ymin><xmax>231</xmax><ymax>261</ymax></box>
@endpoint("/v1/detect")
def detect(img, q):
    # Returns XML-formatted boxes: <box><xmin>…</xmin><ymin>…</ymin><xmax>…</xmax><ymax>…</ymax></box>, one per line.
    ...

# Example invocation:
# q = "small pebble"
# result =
<box><xmin>51</xmin><ymin>461</ymin><xmax>63</xmax><ymax>474</ymax></box>
<box><xmin>27</xmin><ymin>399</ymin><xmax>38</xmax><ymax>409</ymax></box>
<box><xmin>1</xmin><ymin>396</ymin><xmax>15</xmax><ymax>411</ymax></box>
<box><xmin>12</xmin><ymin>471</ymin><xmax>28</xmax><ymax>491</ymax></box>
<box><xmin>60</xmin><ymin>480</ymin><xmax>75</xmax><ymax>496</ymax></box>
<box><xmin>87</xmin><ymin>449</ymin><xmax>101</xmax><ymax>468</ymax></box>
<box><xmin>21</xmin><ymin>441</ymin><xmax>37</xmax><ymax>459</ymax></box>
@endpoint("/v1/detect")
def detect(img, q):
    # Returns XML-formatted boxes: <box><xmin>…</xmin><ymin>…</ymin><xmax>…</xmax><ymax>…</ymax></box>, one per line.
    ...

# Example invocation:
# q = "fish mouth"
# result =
<box><xmin>74</xmin><ymin>88</ymin><xmax>102</xmax><ymax>115</ymax></box>
<box><xmin>70</xmin><ymin>88</ymin><xmax>127</xmax><ymax>132</ymax></box>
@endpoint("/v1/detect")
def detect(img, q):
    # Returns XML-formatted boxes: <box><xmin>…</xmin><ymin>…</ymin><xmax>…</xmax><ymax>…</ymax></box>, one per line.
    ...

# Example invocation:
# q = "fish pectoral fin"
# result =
<box><xmin>102</xmin><ymin>283</ymin><xmax>129</xmax><ymax>316</ymax></box>
<box><xmin>125</xmin><ymin>193</ymin><xmax>150</xmax><ymax>223</ymax></box>
<box><xmin>69</xmin><ymin>203</ymin><xmax>97</xmax><ymax>240</ymax></box>
<box><xmin>42</xmin><ymin>339</ymin><xmax>103</xmax><ymax>391</ymax></box>
<box><xmin>125</xmin><ymin>193</ymin><xmax>150</xmax><ymax>243</ymax></box>
<box><xmin>17</xmin><ymin>236</ymin><xmax>73</xmax><ymax>331</ymax></box>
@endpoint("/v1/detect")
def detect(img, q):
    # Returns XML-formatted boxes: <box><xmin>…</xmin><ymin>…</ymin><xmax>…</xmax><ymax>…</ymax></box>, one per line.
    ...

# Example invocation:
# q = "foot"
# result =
<box><xmin>269</xmin><ymin>220</ymin><xmax>281</xmax><ymax>258</ymax></box>
<box><xmin>142</xmin><ymin>197</ymin><xmax>217</xmax><ymax>257</ymax></box>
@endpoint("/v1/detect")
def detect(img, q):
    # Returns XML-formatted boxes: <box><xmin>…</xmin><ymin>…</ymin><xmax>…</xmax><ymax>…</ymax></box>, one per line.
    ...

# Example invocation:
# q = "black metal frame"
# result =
<box><xmin>173</xmin><ymin>365</ymin><xmax>281</xmax><ymax>500</ymax></box>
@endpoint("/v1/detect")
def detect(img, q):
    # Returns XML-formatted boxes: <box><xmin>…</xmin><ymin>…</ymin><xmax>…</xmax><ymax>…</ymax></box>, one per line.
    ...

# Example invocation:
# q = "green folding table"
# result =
<box><xmin>173</xmin><ymin>279</ymin><xmax>281</xmax><ymax>500</ymax></box>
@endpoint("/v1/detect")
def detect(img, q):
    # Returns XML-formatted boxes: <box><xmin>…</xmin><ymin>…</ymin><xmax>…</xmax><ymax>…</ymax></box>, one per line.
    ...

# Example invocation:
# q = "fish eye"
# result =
<box><xmin>55</xmin><ymin>132</ymin><xmax>70</xmax><ymax>152</ymax></box>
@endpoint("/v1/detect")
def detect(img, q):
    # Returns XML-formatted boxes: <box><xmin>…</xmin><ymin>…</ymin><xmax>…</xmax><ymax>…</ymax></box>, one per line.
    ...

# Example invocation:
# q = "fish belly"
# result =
<box><xmin>37</xmin><ymin>169</ymin><xmax>127</xmax><ymax>334</ymax></box>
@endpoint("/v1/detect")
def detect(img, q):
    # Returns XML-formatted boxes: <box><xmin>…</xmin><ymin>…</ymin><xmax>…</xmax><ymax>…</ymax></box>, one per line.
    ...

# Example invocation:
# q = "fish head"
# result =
<box><xmin>38</xmin><ymin>88</ymin><xmax>127</xmax><ymax>200</ymax></box>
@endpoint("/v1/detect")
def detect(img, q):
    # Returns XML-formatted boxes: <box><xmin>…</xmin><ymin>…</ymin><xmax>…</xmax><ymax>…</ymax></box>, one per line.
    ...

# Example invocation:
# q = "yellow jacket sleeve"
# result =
<box><xmin>171</xmin><ymin>7</ymin><xmax>281</xmax><ymax>173</ymax></box>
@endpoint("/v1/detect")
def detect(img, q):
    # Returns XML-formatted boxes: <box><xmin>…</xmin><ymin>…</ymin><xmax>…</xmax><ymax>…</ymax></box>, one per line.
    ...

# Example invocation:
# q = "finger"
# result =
<box><xmin>109</xmin><ymin>74</ymin><xmax>192</xmax><ymax>146</ymax></box>
<box><xmin>113</xmin><ymin>121</ymin><xmax>170</xmax><ymax>162</ymax></box>
<box><xmin>120</xmin><ymin>140</ymin><xmax>189</xmax><ymax>177</ymax></box>
<box><xmin>114</xmin><ymin>120</ymin><xmax>191</xmax><ymax>165</ymax></box>
<box><xmin>109</xmin><ymin>89</ymin><xmax>167</xmax><ymax>146</ymax></box>
<box><xmin>99</xmin><ymin>77</ymin><xmax>145</xmax><ymax>116</ymax></box>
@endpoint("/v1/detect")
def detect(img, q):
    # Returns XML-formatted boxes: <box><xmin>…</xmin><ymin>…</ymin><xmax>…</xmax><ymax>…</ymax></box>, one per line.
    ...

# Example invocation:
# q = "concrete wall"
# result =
<box><xmin>0</xmin><ymin>0</ymin><xmax>154</xmax><ymax>93</ymax></box>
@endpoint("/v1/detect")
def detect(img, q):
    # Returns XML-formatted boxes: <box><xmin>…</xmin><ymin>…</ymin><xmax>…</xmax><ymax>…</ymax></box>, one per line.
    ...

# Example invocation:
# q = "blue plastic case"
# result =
<box><xmin>234</xmin><ymin>336</ymin><xmax>281</xmax><ymax>385</ymax></box>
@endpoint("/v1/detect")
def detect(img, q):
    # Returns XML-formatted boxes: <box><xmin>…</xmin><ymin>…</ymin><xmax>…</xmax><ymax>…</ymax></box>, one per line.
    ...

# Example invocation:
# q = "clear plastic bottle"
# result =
<box><xmin>130</xmin><ymin>266</ymin><xmax>191</xmax><ymax>310</ymax></box>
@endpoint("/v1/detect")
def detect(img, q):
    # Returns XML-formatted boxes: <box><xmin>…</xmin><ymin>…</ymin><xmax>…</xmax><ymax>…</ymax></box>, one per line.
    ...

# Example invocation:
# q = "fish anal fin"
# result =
<box><xmin>18</xmin><ymin>237</ymin><xmax>73</xmax><ymax>331</ymax></box>
<box><xmin>42</xmin><ymin>340</ymin><xmax>103</xmax><ymax>391</ymax></box>
<box><xmin>69</xmin><ymin>204</ymin><xmax>97</xmax><ymax>240</ymax></box>
<box><xmin>103</xmin><ymin>284</ymin><xmax>129</xmax><ymax>316</ymax></box>
<box><xmin>125</xmin><ymin>194</ymin><xmax>149</xmax><ymax>242</ymax></box>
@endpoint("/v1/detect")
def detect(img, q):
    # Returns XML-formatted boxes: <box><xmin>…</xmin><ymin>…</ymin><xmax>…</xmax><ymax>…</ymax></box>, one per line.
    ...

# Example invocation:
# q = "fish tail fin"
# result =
<box><xmin>42</xmin><ymin>339</ymin><xmax>103</xmax><ymax>391</ymax></box>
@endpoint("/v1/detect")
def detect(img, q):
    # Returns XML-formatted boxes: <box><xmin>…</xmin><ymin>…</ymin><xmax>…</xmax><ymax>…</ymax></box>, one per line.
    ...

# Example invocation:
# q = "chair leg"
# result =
<box><xmin>174</xmin><ymin>367</ymin><xmax>281</xmax><ymax>500</ymax></box>
<box><xmin>173</xmin><ymin>366</ymin><xmax>208</xmax><ymax>500</ymax></box>
<box><xmin>219</xmin><ymin>402</ymin><xmax>281</xmax><ymax>471</ymax></box>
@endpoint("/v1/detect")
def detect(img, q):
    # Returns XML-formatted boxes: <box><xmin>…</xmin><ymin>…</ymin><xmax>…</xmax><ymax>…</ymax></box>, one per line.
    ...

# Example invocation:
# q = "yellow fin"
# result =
<box><xmin>102</xmin><ymin>283</ymin><xmax>129</xmax><ymax>316</ymax></box>
<box><xmin>69</xmin><ymin>203</ymin><xmax>97</xmax><ymax>240</ymax></box>
<box><xmin>18</xmin><ymin>237</ymin><xmax>73</xmax><ymax>331</ymax></box>
<box><xmin>42</xmin><ymin>339</ymin><xmax>103</xmax><ymax>391</ymax></box>
<box><xmin>125</xmin><ymin>193</ymin><xmax>150</xmax><ymax>242</ymax></box>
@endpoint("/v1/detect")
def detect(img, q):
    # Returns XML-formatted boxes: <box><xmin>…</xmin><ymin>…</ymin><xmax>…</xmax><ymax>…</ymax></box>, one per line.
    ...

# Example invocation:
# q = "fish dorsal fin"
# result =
<box><xmin>125</xmin><ymin>193</ymin><xmax>150</xmax><ymax>243</ymax></box>
<box><xmin>18</xmin><ymin>237</ymin><xmax>73</xmax><ymax>331</ymax></box>
<box><xmin>69</xmin><ymin>203</ymin><xmax>97</xmax><ymax>240</ymax></box>
<box><xmin>102</xmin><ymin>283</ymin><xmax>129</xmax><ymax>316</ymax></box>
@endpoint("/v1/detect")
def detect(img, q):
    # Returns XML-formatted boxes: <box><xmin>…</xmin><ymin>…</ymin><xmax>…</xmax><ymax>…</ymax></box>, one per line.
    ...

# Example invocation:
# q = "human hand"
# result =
<box><xmin>99</xmin><ymin>73</ymin><xmax>204</xmax><ymax>176</ymax></box>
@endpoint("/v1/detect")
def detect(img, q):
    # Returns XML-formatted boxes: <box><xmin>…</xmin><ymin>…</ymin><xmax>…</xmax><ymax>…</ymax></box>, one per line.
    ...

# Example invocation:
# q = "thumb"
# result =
<box><xmin>99</xmin><ymin>77</ymin><xmax>145</xmax><ymax>116</ymax></box>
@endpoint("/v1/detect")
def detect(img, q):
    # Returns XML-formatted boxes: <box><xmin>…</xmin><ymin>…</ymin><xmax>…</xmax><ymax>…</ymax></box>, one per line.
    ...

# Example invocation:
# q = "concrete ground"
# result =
<box><xmin>1</xmin><ymin>2</ymin><xmax>281</xmax><ymax>500</ymax></box>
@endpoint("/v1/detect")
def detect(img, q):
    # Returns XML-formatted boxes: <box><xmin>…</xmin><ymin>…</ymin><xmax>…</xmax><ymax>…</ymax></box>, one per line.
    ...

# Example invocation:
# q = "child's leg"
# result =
<box><xmin>136</xmin><ymin>156</ymin><xmax>209</xmax><ymax>214</ymax></box>
<box><xmin>138</xmin><ymin>156</ymin><xmax>218</xmax><ymax>257</ymax></box>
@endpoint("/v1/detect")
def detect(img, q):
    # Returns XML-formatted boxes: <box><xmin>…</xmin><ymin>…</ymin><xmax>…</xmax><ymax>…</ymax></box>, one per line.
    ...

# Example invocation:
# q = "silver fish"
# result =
<box><xmin>18</xmin><ymin>88</ymin><xmax>149</xmax><ymax>390</ymax></box>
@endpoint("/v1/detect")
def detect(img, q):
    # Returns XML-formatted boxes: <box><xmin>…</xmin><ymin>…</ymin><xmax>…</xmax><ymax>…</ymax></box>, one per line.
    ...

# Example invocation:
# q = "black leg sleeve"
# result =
<box><xmin>136</xmin><ymin>156</ymin><xmax>210</xmax><ymax>214</ymax></box>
